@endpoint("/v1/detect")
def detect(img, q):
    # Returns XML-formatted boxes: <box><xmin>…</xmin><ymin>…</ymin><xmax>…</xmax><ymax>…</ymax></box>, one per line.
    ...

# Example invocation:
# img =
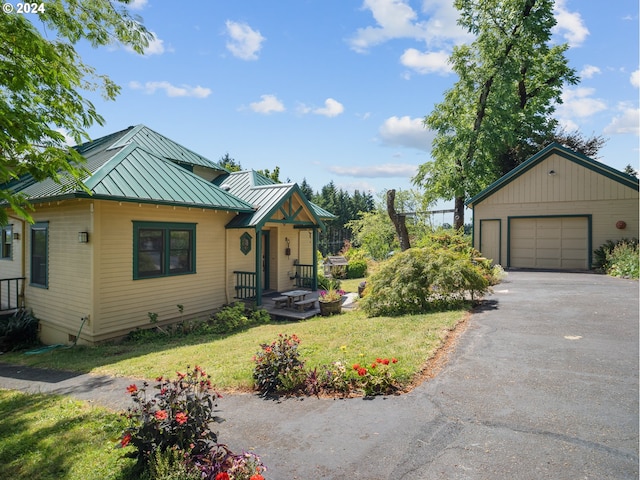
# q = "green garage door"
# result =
<box><xmin>510</xmin><ymin>217</ymin><xmax>589</xmax><ymax>270</ymax></box>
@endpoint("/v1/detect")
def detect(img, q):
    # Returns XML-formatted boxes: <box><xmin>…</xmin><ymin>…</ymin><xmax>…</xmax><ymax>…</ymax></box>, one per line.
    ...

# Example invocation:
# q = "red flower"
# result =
<box><xmin>155</xmin><ymin>376</ymin><xmax>163</xmax><ymax>382</ymax></box>
<box><xmin>392</xmin><ymin>358</ymin><xmax>398</xmax><ymax>363</ymax></box>
<box><xmin>352</xmin><ymin>363</ymin><xmax>360</xmax><ymax>370</ymax></box>
<box><xmin>381</xmin><ymin>358</ymin><xmax>390</xmax><ymax>365</ymax></box>
<box><xmin>126</xmin><ymin>384</ymin><xmax>138</xmax><ymax>394</ymax></box>
<box><xmin>250</xmin><ymin>475</ymin><xmax>265</xmax><ymax>480</ymax></box>
<box><xmin>215</xmin><ymin>473</ymin><xmax>230</xmax><ymax>480</ymax></box>
<box><xmin>176</xmin><ymin>371</ymin><xmax>186</xmax><ymax>380</ymax></box>
<box><xmin>154</xmin><ymin>409</ymin><xmax>168</xmax><ymax>420</ymax></box>
<box><xmin>175</xmin><ymin>412</ymin><xmax>188</xmax><ymax>425</ymax></box>
<box><xmin>265</xmin><ymin>346</ymin><xmax>272</xmax><ymax>353</ymax></box>
<box><xmin>370</xmin><ymin>363</ymin><xmax>377</xmax><ymax>369</ymax></box>
<box><xmin>357</xmin><ymin>367</ymin><xmax>367</xmax><ymax>376</ymax></box>
<box><xmin>376</xmin><ymin>358</ymin><xmax>383</xmax><ymax>363</ymax></box>
<box><xmin>120</xmin><ymin>433</ymin><xmax>132</xmax><ymax>447</ymax></box>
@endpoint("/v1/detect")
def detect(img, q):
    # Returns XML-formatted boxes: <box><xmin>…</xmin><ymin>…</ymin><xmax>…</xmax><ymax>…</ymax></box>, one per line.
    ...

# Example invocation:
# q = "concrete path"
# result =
<box><xmin>1</xmin><ymin>271</ymin><xmax>638</xmax><ymax>479</ymax></box>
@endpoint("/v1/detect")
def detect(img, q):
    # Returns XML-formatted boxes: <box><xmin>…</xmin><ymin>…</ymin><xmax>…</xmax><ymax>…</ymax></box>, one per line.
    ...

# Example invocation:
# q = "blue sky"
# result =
<box><xmin>48</xmin><ymin>1</ymin><xmax>640</xmax><ymax>201</ymax></box>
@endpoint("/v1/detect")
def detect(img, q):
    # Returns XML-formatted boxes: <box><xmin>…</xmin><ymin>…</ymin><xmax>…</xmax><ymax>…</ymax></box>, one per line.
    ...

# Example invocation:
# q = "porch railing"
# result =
<box><xmin>294</xmin><ymin>264</ymin><xmax>315</xmax><ymax>289</ymax></box>
<box><xmin>233</xmin><ymin>271</ymin><xmax>256</xmax><ymax>299</ymax></box>
<box><xmin>0</xmin><ymin>277</ymin><xmax>25</xmax><ymax>312</ymax></box>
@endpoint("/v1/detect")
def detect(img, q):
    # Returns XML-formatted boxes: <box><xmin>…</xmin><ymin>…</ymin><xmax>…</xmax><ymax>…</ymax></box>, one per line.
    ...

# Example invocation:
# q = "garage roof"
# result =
<box><xmin>467</xmin><ymin>142</ymin><xmax>640</xmax><ymax>207</ymax></box>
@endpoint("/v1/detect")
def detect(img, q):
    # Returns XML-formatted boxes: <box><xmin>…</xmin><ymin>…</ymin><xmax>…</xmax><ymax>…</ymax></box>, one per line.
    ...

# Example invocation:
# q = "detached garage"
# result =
<box><xmin>467</xmin><ymin>143</ymin><xmax>639</xmax><ymax>270</ymax></box>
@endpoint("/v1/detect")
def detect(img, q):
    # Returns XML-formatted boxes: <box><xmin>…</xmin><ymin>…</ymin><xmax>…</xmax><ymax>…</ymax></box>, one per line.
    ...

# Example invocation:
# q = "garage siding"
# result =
<box><xmin>510</xmin><ymin>217</ymin><xmax>589</xmax><ymax>270</ymax></box>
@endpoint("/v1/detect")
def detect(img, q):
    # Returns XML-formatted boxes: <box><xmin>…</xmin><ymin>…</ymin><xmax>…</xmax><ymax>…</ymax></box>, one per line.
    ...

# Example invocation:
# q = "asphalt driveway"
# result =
<box><xmin>0</xmin><ymin>271</ymin><xmax>638</xmax><ymax>479</ymax></box>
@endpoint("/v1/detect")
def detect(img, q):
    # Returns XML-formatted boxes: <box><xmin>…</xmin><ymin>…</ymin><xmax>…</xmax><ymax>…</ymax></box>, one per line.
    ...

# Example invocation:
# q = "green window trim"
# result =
<box><xmin>133</xmin><ymin>221</ymin><xmax>196</xmax><ymax>279</ymax></box>
<box><xmin>1</xmin><ymin>224</ymin><xmax>12</xmax><ymax>260</ymax></box>
<box><xmin>30</xmin><ymin>222</ymin><xmax>48</xmax><ymax>288</ymax></box>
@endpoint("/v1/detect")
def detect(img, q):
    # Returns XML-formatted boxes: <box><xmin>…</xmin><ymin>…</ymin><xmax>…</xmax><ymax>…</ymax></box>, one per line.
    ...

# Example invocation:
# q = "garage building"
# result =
<box><xmin>467</xmin><ymin>143</ymin><xmax>639</xmax><ymax>270</ymax></box>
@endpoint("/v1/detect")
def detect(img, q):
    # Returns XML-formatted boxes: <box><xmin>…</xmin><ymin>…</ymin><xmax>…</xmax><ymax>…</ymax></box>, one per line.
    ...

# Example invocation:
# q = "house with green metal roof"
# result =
<box><xmin>467</xmin><ymin>143</ymin><xmax>639</xmax><ymax>270</ymax></box>
<box><xmin>0</xmin><ymin>125</ymin><xmax>334</xmax><ymax>345</ymax></box>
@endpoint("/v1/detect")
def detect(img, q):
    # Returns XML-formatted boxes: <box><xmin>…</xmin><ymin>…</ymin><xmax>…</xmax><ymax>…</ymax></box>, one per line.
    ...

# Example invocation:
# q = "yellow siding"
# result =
<box><xmin>473</xmin><ymin>153</ymin><xmax>639</xmax><ymax>268</ymax></box>
<box><xmin>0</xmin><ymin>216</ymin><xmax>26</xmax><ymax>310</ymax></box>
<box><xmin>24</xmin><ymin>200</ymin><xmax>94</xmax><ymax>344</ymax></box>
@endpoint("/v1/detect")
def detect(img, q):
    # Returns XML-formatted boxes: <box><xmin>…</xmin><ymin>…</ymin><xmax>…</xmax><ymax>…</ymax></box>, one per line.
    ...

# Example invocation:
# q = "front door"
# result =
<box><xmin>261</xmin><ymin>231</ymin><xmax>270</xmax><ymax>290</ymax></box>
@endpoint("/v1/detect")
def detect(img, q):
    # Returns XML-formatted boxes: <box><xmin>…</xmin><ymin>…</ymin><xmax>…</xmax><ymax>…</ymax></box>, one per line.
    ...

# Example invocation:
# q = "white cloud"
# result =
<box><xmin>328</xmin><ymin>163</ymin><xmax>418</xmax><ymax>178</ymax></box>
<box><xmin>400</xmin><ymin>48</ymin><xmax>451</xmax><ymax>75</ymax></box>
<box><xmin>553</xmin><ymin>0</ymin><xmax>589</xmax><ymax>47</ymax></box>
<box><xmin>631</xmin><ymin>69</ymin><xmax>640</xmax><ymax>88</ymax></box>
<box><xmin>225</xmin><ymin>20</ymin><xmax>265</xmax><ymax>60</ymax></box>
<box><xmin>580</xmin><ymin>64</ymin><xmax>601</xmax><ymax>79</ymax></box>
<box><xmin>378</xmin><ymin>116</ymin><xmax>433</xmax><ymax>151</ymax></box>
<box><xmin>604</xmin><ymin>106</ymin><xmax>640</xmax><ymax>136</ymax></box>
<box><xmin>127</xmin><ymin>0</ymin><xmax>148</xmax><ymax>10</ymax></box>
<box><xmin>129</xmin><ymin>81</ymin><xmax>212</xmax><ymax>98</ymax></box>
<box><xmin>250</xmin><ymin>94</ymin><xmax>285</xmax><ymax>114</ymax></box>
<box><xmin>313</xmin><ymin>98</ymin><xmax>345</xmax><ymax>117</ymax></box>
<box><xmin>557</xmin><ymin>87</ymin><xmax>607</xmax><ymax>118</ymax></box>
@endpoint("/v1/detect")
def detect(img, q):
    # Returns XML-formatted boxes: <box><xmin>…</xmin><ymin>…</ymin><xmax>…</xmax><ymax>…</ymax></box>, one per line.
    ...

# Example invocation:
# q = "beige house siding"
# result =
<box><xmin>472</xmin><ymin>152</ymin><xmax>639</xmax><ymax>268</ymax></box>
<box><xmin>26</xmin><ymin>199</ymin><xmax>240</xmax><ymax>344</ymax></box>
<box><xmin>0</xmin><ymin>216</ymin><xmax>26</xmax><ymax>309</ymax></box>
<box><xmin>24</xmin><ymin>200</ymin><xmax>94</xmax><ymax>344</ymax></box>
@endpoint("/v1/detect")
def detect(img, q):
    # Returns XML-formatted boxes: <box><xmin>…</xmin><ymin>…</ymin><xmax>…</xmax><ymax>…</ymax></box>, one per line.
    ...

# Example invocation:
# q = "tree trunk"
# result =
<box><xmin>454</xmin><ymin>195</ymin><xmax>465</xmax><ymax>230</ymax></box>
<box><xmin>386</xmin><ymin>189</ymin><xmax>411</xmax><ymax>251</ymax></box>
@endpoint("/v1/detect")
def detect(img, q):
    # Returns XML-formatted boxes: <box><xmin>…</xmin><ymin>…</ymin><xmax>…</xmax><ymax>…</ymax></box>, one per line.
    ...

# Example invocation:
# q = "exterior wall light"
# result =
<box><xmin>78</xmin><ymin>232</ymin><xmax>89</xmax><ymax>243</ymax></box>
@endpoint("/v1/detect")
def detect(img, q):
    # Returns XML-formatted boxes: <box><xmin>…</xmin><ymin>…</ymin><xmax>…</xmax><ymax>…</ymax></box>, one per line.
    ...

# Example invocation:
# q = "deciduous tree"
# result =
<box><xmin>0</xmin><ymin>0</ymin><xmax>152</xmax><ymax>224</ymax></box>
<box><xmin>414</xmin><ymin>0</ymin><xmax>577</xmax><ymax>228</ymax></box>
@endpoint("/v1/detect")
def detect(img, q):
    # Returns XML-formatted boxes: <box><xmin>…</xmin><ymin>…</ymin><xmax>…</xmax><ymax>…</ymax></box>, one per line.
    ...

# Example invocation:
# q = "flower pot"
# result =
<box><xmin>319</xmin><ymin>299</ymin><xmax>341</xmax><ymax>316</ymax></box>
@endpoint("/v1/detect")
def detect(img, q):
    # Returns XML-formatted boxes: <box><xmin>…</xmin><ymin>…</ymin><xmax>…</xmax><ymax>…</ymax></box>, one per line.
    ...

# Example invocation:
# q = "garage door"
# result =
<box><xmin>510</xmin><ymin>217</ymin><xmax>588</xmax><ymax>270</ymax></box>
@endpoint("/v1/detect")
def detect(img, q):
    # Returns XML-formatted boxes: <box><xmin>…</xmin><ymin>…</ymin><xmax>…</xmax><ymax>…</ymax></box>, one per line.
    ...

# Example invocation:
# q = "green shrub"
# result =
<box><xmin>317</xmin><ymin>272</ymin><xmax>340</xmax><ymax>291</ymax></box>
<box><xmin>593</xmin><ymin>238</ymin><xmax>638</xmax><ymax>272</ymax></box>
<box><xmin>346</xmin><ymin>259</ymin><xmax>368</xmax><ymax>279</ymax></box>
<box><xmin>252</xmin><ymin>334</ymin><xmax>306</xmax><ymax>396</ymax></box>
<box><xmin>360</xmin><ymin>246</ymin><xmax>489</xmax><ymax>317</ymax></box>
<box><xmin>207</xmin><ymin>303</ymin><xmax>271</xmax><ymax>334</ymax></box>
<box><xmin>606</xmin><ymin>241</ymin><xmax>639</xmax><ymax>279</ymax></box>
<box><xmin>0</xmin><ymin>309</ymin><xmax>39</xmax><ymax>351</ymax></box>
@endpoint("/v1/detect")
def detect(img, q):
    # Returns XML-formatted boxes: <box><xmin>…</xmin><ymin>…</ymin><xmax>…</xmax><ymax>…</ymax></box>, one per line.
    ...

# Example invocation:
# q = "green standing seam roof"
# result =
<box><xmin>217</xmin><ymin>170</ymin><xmax>336</xmax><ymax>229</ymax></box>
<box><xmin>8</xmin><ymin>140</ymin><xmax>254</xmax><ymax>212</ymax></box>
<box><xmin>466</xmin><ymin>142</ymin><xmax>640</xmax><ymax>207</ymax></box>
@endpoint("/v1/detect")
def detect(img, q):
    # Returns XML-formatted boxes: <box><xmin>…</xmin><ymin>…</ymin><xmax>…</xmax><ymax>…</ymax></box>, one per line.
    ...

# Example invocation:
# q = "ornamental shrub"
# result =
<box><xmin>606</xmin><ymin>241</ymin><xmax>639</xmax><ymax>279</ymax></box>
<box><xmin>252</xmin><ymin>334</ymin><xmax>306</xmax><ymax>396</ymax></box>
<box><xmin>346</xmin><ymin>259</ymin><xmax>368</xmax><ymax>278</ymax></box>
<box><xmin>121</xmin><ymin>366</ymin><xmax>222</xmax><ymax>467</ymax></box>
<box><xmin>360</xmin><ymin>246</ymin><xmax>489</xmax><ymax>317</ymax></box>
<box><xmin>593</xmin><ymin>238</ymin><xmax>638</xmax><ymax>272</ymax></box>
<box><xmin>208</xmin><ymin>303</ymin><xmax>271</xmax><ymax>334</ymax></box>
<box><xmin>0</xmin><ymin>309</ymin><xmax>39</xmax><ymax>351</ymax></box>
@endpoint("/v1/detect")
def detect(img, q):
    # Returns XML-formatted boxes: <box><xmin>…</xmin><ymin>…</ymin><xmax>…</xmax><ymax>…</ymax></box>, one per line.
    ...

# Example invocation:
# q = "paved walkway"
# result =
<box><xmin>1</xmin><ymin>271</ymin><xmax>638</xmax><ymax>479</ymax></box>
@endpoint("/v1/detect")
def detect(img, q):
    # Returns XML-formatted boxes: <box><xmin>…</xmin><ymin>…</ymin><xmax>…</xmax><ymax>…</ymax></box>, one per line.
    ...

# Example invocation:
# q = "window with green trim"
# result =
<box><xmin>1</xmin><ymin>225</ymin><xmax>12</xmax><ymax>259</ymax></box>
<box><xmin>133</xmin><ymin>222</ymin><xmax>196</xmax><ymax>279</ymax></box>
<box><xmin>31</xmin><ymin>222</ymin><xmax>48</xmax><ymax>287</ymax></box>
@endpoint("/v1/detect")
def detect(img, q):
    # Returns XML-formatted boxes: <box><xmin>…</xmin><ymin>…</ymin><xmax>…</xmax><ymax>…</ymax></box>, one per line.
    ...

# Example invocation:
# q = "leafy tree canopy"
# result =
<box><xmin>414</xmin><ymin>0</ymin><xmax>578</xmax><ymax>228</ymax></box>
<box><xmin>0</xmin><ymin>0</ymin><xmax>152</xmax><ymax>224</ymax></box>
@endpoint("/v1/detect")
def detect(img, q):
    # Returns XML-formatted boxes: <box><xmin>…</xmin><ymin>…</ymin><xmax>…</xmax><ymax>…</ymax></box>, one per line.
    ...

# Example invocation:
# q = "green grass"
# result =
<box><xmin>0</xmin><ymin>390</ymin><xmax>136</xmax><ymax>480</ymax></box>
<box><xmin>2</xmin><ymin>307</ymin><xmax>466</xmax><ymax>391</ymax></box>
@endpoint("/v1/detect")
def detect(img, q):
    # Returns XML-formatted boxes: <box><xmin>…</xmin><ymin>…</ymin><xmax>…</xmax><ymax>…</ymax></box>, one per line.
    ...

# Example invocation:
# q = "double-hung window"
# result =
<box><xmin>31</xmin><ymin>222</ymin><xmax>48</xmax><ymax>287</ymax></box>
<box><xmin>1</xmin><ymin>225</ymin><xmax>12</xmax><ymax>259</ymax></box>
<box><xmin>133</xmin><ymin>222</ymin><xmax>196</xmax><ymax>279</ymax></box>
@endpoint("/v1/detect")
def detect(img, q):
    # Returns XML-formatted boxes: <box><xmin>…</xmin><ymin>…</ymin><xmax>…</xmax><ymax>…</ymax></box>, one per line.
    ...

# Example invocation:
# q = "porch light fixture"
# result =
<box><xmin>78</xmin><ymin>231</ymin><xmax>89</xmax><ymax>243</ymax></box>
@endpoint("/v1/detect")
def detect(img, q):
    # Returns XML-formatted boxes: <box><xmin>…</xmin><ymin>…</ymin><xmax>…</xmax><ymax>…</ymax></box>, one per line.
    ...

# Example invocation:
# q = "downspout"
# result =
<box><xmin>255</xmin><ymin>227</ymin><xmax>262</xmax><ymax>306</ymax></box>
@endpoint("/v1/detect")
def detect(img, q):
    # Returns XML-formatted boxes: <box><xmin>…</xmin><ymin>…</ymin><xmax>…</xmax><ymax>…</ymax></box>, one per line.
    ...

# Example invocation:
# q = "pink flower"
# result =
<box><xmin>175</xmin><ymin>412</ymin><xmax>188</xmax><ymax>425</ymax></box>
<box><xmin>154</xmin><ymin>410</ymin><xmax>168</xmax><ymax>420</ymax></box>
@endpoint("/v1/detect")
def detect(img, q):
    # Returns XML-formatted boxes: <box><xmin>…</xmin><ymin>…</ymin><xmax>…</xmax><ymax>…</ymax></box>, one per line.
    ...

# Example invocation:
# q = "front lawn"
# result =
<box><xmin>1</xmin><ymin>308</ymin><xmax>467</xmax><ymax>392</ymax></box>
<box><xmin>0</xmin><ymin>390</ymin><xmax>135</xmax><ymax>480</ymax></box>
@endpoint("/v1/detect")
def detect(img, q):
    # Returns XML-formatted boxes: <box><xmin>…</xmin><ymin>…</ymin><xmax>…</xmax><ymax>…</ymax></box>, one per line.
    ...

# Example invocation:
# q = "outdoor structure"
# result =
<box><xmin>0</xmin><ymin>125</ymin><xmax>334</xmax><ymax>345</ymax></box>
<box><xmin>467</xmin><ymin>143</ymin><xmax>639</xmax><ymax>270</ymax></box>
